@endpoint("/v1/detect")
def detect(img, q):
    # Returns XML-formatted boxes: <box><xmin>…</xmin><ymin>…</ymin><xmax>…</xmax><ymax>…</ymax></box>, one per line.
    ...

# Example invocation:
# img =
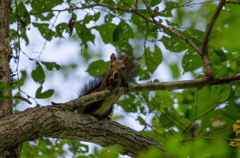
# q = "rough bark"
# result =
<box><xmin>0</xmin><ymin>0</ymin><xmax>21</xmax><ymax>157</ymax></box>
<box><xmin>0</xmin><ymin>74</ymin><xmax>239</xmax><ymax>157</ymax></box>
<box><xmin>0</xmin><ymin>0</ymin><xmax>12</xmax><ymax>118</ymax></box>
<box><xmin>0</xmin><ymin>106</ymin><xmax>167</xmax><ymax>158</ymax></box>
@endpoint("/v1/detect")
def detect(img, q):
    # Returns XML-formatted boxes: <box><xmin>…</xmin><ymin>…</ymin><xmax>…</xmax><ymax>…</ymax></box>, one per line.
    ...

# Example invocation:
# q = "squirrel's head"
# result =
<box><xmin>108</xmin><ymin>53</ymin><xmax>129</xmax><ymax>86</ymax></box>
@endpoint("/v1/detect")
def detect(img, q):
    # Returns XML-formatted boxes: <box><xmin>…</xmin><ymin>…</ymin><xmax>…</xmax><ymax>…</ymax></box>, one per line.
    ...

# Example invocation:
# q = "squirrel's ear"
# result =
<box><xmin>123</xmin><ymin>56</ymin><xmax>129</xmax><ymax>65</ymax></box>
<box><xmin>110</xmin><ymin>53</ymin><xmax>117</xmax><ymax>62</ymax></box>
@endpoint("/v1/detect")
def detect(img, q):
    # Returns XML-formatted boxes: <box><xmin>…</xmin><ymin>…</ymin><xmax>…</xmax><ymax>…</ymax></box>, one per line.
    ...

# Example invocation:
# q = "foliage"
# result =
<box><xmin>9</xmin><ymin>0</ymin><xmax>240</xmax><ymax>157</ymax></box>
<box><xmin>229</xmin><ymin>120</ymin><xmax>240</xmax><ymax>147</ymax></box>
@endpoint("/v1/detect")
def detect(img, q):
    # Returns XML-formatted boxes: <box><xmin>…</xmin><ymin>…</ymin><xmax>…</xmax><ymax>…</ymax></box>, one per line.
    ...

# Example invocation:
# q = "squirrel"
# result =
<box><xmin>77</xmin><ymin>53</ymin><xmax>139</xmax><ymax>120</ymax></box>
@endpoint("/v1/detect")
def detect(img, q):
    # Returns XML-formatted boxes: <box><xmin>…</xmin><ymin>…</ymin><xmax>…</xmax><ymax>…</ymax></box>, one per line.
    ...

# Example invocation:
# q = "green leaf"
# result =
<box><xmin>83</xmin><ymin>12</ymin><xmax>101</xmax><ymax>24</ymax></box>
<box><xmin>17</xmin><ymin>3</ymin><xmax>31</xmax><ymax>26</ymax></box>
<box><xmin>113</xmin><ymin>21</ymin><xmax>134</xmax><ymax>44</ymax></box>
<box><xmin>145</xmin><ymin>45</ymin><xmax>162</xmax><ymax>73</ymax></box>
<box><xmin>165</xmin><ymin>1</ymin><xmax>178</xmax><ymax>10</ymax></box>
<box><xmin>222</xmin><ymin>105</ymin><xmax>239</xmax><ymax>121</ymax></box>
<box><xmin>36</xmin><ymin>86</ymin><xmax>54</xmax><ymax>99</ymax></box>
<box><xmin>137</xmin><ymin>116</ymin><xmax>146</xmax><ymax>126</ymax></box>
<box><xmin>103</xmin><ymin>0</ymin><xmax>116</xmax><ymax>7</ymax></box>
<box><xmin>195</xmin><ymin>85</ymin><xmax>231</xmax><ymax>107</ymax></box>
<box><xmin>104</xmin><ymin>14</ymin><xmax>115</xmax><ymax>23</ymax></box>
<box><xmin>151</xmin><ymin>0</ymin><xmax>162</xmax><ymax>7</ymax></box>
<box><xmin>9</xmin><ymin>29</ymin><xmax>18</xmax><ymax>41</ymax></box>
<box><xmin>117</xmin><ymin>0</ymin><xmax>134</xmax><ymax>8</ymax></box>
<box><xmin>230</xmin><ymin>61</ymin><xmax>237</xmax><ymax>70</ymax></box>
<box><xmin>56</xmin><ymin>23</ymin><xmax>68</xmax><ymax>38</ymax></box>
<box><xmin>158</xmin><ymin>9</ymin><xmax>173</xmax><ymax>17</ymax></box>
<box><xmin>75</xmin><ymin>23</ymin><xmax>95</xmax><ymax>45</ymax></box>
<box><xmin>116</xmin><ymin>42</ymin><xmax>133</xmax><ymax>54</ymax></box>
<box><xmin>147</xmin><ymin>24</ymin><xmax>159</xmax><ymax>40</ymax></box>
<box><xmin>72</xmin><ymin>13</ymin><xmax>77</xmax><ymax>21</ymax></box>
<box><xmin>131</xmin><ymin>14</ymin><xmax>146</xmax><ymax>32</ymax></box>
<box><xmin>210</xmin><ymin>4</ymin><xmax>240</xmax><ymax>52</ymax></box>
<box><xmin>32</xmin><ymin>23</ymin><xmax>55</xmax><ymax>41</ymax></box>
<box><xmin>41</xmin><ymin>61</ymin><xmax>60</xmax><ymax>70</ymax></box>
<box><xmin>31</xmin><ymin>10</ymin><xmax>54</xmax><ymax>21</ymax></box>
<box><xmin>31</xmin><ymin>62</ymin><xmax>45</xmax><ymax>84</ymax></box>
<box><xmin>160</xmin><ymin>35</ymin><xmax>187</xmax><ymax>52</ymax></box>
<box><xmin>182</xmin><ymin>50</ymin><xmax>202</xmax><ymax>73</ymax></box>
<box><xmin>31</xmin><ymin>0</ymin><xmax>62</xmax><ymax>11</ymax></box>
<box><xmin>181</xmin><ymin>29</ymin><xmax>203</xmax><ymax>50</ymax></box>
<box><xmin>95</xmin><ymin>23</ymin><xmax>117</xmax><ymax>44</ymax></box>
<box><xmin>10</xmin><ymin>9</ymin><xmax>17</xmax><ymax>24</ymax></box>
<box><xmin>169</xmin><ymin>64</ymin><xmax>180</xmax><ymax>79</ymax></box>
<box><xmin>150</xmin><ymin>91</ymin><xmax>174</xmax><ymax>112</ymax></box>
<box><xmin>87</xmin><ymin>60</ymin><xmax>109</xmax><ymax>77</ymax></box>
<box><xmin>117</xmin><ymin>94</ymin><xmax>138</xmax><ymax>113</ymax></box>
<box><xmin>19</xmin><ymin>70</ymin><xmax>27</xmax><ymax>87</ymax></box>
<box><xmin>139</xmin><ymin>146</ymin><xmax>163</xmax><ymax>158</ymax></box>
<box><xmin>139</xmin><ymin>69</ymin><xmax>150</xmax><ymax>80</ymax></box>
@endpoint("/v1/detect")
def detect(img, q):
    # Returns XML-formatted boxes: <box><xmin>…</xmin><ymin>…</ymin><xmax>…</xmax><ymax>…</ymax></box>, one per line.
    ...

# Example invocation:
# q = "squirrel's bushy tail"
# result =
<box><xmin>79</xmin><ymin>77</ymin><xmax>104</xmax><ymax>96</ymax></box>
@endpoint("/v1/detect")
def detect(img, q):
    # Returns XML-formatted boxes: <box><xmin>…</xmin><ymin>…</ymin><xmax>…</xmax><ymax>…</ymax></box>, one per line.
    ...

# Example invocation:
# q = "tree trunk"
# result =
<box><xmin>0</xmin><ymin>0</ymin><xmax>20</xmax><ymax>157</ymax></box>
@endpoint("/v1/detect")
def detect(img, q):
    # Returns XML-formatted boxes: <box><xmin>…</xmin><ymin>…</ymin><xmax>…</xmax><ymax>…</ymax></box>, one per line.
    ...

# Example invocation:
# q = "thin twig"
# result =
<box><xmin>201</xmin><ymin>0</ymin><xmax>226</xmax><ymax>54</ymax></box>
<box><xmin>226</xmin><ymin>1</ymin><xmax>240</xmax><ymax>4</ymax></box>
<box><xmin>15</xmin><ymin>0</ymin><xmax>21</xmax><ymax>91</ymax></box>
<box><xmin>30</xmin><ymin>3</ymin><xmax>201</xmax><ymax>54</ymax></box>
<box><xmin>153</xmin><ymin>0</ymin><xmax>218</xmax><ymax>16</ymax></box>
<box><xmin>135</xmin><ymin>0</ymin><xmax>138</xmax><ymax>10</ymax></box>
<box><xmin>13</xmin><ymin>96</ymin><xmax>32</xmax><ymax>105</ymax></box>
<box><xmin>134</xmin><ymin>10</ymin><xmax>201</xmax><ymax>54</ymax></box>
<box><xmin>120</xmin><ymin>0</ymin><xmax>133</xmax><ymax>9</ymax></box>
<box><xmin>195</xmin><ymin>95</ymin><xmax>198</xmax><ymax>120</ymax></box>
<box><xmin>39</xmin><ymin>12</ymin><xmax>60</xmax><ymax>57</ymax></box>
<box><xmin>182</xmin><ymin>137</ymin><xmax>240</xmax><ymax>142</ymax></box>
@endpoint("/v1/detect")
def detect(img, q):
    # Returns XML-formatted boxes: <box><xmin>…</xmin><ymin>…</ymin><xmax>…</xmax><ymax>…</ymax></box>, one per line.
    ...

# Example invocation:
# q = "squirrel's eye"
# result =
<box><xmin>123</xmin><ymin>67</ymin><xmax>125</xmax><ymax>70</ymax></box>
<box><xmin>111</xmin><ymin>65</ymin><xmax>113</xmax><ymax>68</ymax></box>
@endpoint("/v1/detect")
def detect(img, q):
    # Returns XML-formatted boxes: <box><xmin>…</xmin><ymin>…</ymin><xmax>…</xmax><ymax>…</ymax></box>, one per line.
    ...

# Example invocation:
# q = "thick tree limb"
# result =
<box><xmin>0</xmin><ymin>106</ymin><xmax>167</xmax><ymax>158</ymax></box>
<box><xmin>200</xmin><ymin>0</ymin><xmax>226</xmax><ymax>78</ymax></box>
<box><xmin>1</xmin><ymin>75</ymin><xmax>238</xmax><ymax>156</ymax></box>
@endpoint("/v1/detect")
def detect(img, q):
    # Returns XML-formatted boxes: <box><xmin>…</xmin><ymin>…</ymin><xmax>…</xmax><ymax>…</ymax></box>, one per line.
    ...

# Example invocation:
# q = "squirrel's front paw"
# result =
<box><xmin>107</xmin><ymin>85</ymin><xmax>114</xmax><ymax>91</ymax></box>
<box><xmin>122</xmin><ymin>82</ymin><xmax>128</xmax><ymax>87</ymax></box>
<box><xmin>106</xmin><ymin>116</ymin><xmax>112</xmax><ymax>120</ymax></box>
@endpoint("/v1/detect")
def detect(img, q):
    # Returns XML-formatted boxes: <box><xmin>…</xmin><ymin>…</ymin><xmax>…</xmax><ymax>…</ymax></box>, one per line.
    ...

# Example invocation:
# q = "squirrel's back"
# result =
<box><xmin>79</xmin><ymin>76</ymin><xmax>104</xmax><ymax>96</ymax></box>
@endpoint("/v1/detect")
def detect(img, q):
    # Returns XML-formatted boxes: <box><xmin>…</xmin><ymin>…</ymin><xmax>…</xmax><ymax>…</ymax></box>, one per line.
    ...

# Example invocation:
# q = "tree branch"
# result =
<box><xmin>200</xmin><ymin>0</ymin><xmax>226</xmax><ymax>79</ymax></box>
<box><xmin>226</xmin><ymin>1</ymin><xmax>240</xmax><ymax>4</ymax></box>
<box><xmin>182</xmin><ymin>137</ymin><xmax>240</xmax><ymax>143</ymax></box>
<box><xmin>62</xmin><ymin>75</ymin><xmax>240</xmax><ymax>111</ymax></box>
<box><xmin>0</xmin><ymin>106</ymin><xmax>167</xmax><ymax>158</ymax></box>
<box><xmin>1</xmin><ymin>74</ymin><xmax>239</xmax><ymax>156</ymax></box>
<box><xmin>30</xmin><ymin>3</ymin><xmax>201</xmax><ymax>55</ymax></box>
<box><xmin>201</xmin><ymin>0</ymin><xmax>226</xmax><ymax>54</ymax></box>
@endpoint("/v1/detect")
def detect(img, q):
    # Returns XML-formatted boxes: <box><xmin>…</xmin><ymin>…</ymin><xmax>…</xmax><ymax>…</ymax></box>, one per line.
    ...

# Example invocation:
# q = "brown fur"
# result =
<box><xmin>77</xmin><ymin>53</ymin><xmax>140</xmax><ymax>120</ymax></box>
